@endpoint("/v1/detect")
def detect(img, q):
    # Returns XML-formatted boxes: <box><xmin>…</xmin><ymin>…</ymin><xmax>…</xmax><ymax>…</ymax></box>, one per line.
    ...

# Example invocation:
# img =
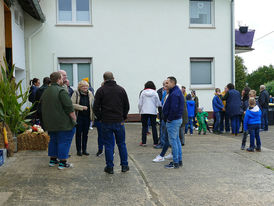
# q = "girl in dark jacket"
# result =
<box><xmin>240</xmin><ymin>87</ymin><xmax>250</xmax><ymax>149</ymax></box>
<box><xmin>28</xmin><ymin>78</ymin><xmax>40</xmax><ymax>103</ymax></box>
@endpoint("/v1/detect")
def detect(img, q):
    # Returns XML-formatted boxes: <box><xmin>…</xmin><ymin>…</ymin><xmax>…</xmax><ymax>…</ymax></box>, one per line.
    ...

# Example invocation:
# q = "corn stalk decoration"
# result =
<box><xmin>0</xmin><ymin>58</ymin><xmax>34</xmax><ymax>136</ymax></box>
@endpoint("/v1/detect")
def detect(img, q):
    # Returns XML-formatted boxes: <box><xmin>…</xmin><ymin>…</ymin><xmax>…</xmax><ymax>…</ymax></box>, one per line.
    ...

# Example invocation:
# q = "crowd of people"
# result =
<box><xmin>28</xmin><ymin>71</ymin><xmax>271</xmax><ymax>173</ymax></box>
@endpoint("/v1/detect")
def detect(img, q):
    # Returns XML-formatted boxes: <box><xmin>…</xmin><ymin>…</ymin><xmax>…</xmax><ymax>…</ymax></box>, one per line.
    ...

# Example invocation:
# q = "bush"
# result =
<box><xmin>0</xmin><ymin>58</ymin><xmax>34</xmax><ymax>135</ymax></box>
<box><xmin>265</xmin><ymin>81</ymin><xmax>274</xmax><ymax>96</ymax></box>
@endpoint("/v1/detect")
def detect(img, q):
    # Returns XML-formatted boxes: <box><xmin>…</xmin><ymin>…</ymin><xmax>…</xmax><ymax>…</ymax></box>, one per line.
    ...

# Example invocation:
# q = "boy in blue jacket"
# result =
<box><xmin>212</xmin><ymin>88</ymin><xmax>224</xmax><ymax>134</ymax></box>
<box><xmin>185</xmin><ymin>94</ymin><xmax>195</xmax><ymax>135</ymax></box>
<box><xmin>244</xmin><ymin>98</ymin><xmax>262</xmax><ymax>152</ymax></box>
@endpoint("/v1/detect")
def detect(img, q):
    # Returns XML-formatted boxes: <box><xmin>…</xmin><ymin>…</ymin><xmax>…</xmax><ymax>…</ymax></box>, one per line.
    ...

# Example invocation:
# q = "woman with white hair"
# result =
<box><xmin>71</xmin><ymin>80</ymin><xmax>94</xmax><ymax>156</ymax></box>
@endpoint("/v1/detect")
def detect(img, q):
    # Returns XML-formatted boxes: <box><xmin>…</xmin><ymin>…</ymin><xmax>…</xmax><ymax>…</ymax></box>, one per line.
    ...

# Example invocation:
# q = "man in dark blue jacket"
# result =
<box><xmin>163</xmin><ymin>77</ymin><xmax>184</xmax><ymax>169</ymax></box>
<box><xmin>258</xmin><ymin>85</ymin><xmax>269</xmax><ymax>131</ymax></box>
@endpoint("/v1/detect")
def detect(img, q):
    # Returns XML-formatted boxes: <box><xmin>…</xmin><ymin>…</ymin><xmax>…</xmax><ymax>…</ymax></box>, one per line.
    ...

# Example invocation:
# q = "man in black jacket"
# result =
<box><xmin>258</xmin><ymin>85</ymin><xmax>270</xmax><ymax>131</ymax></box>
<box><xmin>93</xmin><ymin>72</ymin><xmax>130</xmax><ymax>174</ymax></box>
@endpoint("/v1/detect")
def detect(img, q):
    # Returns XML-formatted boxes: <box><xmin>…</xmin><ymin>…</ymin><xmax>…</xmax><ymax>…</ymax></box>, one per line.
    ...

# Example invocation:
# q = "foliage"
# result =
<box><xmin>247</xmin><ymin>65</ymin><xmax>274</xmax><ymax>94</ymax></box>
<box><xmin>0</xmin><ymin>58</ymin><xmax>34</xmax><ymax>135</ymax></box>
<box><xmin>265</xmin><ymin>81</ymin><xmax>274</xmax><ymax>96</ymax></box>
<box><xmin>235</xmin><ymin>56</ymin><xmax>247</xmax><ymax>92</ymax></box>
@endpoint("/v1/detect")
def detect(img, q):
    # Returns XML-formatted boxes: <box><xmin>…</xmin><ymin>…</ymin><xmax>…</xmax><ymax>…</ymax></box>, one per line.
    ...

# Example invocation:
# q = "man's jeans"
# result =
<box><xmin>214</xmin><ymin>111</ymin><xmax>221</xmax><ymax>132</ymax></box>
<box><xmin>185</xmin><ymin>118</ymin><xmax>193</xmax><ymax>134</ymax></box>
<box><xmin>160</xmin><ymin>122</ymin><xmax>169</xmax><ymax>157</ymax></box>
<box><xmin>101</xmin><ymin>122</ymin><xmax>128</xmax><ymax>168</ymax></box>
<box><xmin>48</xmin><ymin>127</ymin><xmax>76</xmax><ymax>160</ymax></box>
<box><xmin>261</xmin><ymin>108</ymin><xmax>268</xmax><ymax>131</ymax></box>
<box><xmin>220</xmin><ymin>111</ymin><xmax>230</xmax><ymax>132</ymax></box>
<box><xmin>248</xmin><ymin>124</ymin><xmax>261</xmax><ymax>149</ymax></box>
<box><xmin>166</xmin><ymin>119</ymin><xmax>182</xmax><ymax>164</ymax></box>
<box><xmin>231</xmin><ymin>115</ymin><xmax>240</xmax><ymax>134</ymax></box>
<box><xmin>159</xmin><ymin>120</ymin><xmax>167</xmax><ymax>146</ymax></box>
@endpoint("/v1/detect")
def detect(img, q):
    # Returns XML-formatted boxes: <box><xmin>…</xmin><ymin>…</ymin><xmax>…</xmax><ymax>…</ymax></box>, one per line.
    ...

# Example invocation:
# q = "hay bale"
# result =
<box><xmin>0</xmin><ymin>122</ymin><xmax>14</xmax><ymax>157</ymax></box>
<box><xmin>17</xmin><ymin>132</ymin><xmax>50</xmax><ymax>151</ymax></box>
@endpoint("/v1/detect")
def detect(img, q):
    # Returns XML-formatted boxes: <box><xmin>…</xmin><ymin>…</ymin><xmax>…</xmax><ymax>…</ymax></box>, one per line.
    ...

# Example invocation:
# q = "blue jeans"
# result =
<box><xmin>160</xmin><ymin>122</ymin><xmax>169</xmax><ymax>157</ymax></box>
<box><xmin>248</xmin><ymin>124</ymin><xmax>261</xmax><ymax>149</ymax></box>
<box><xmin>261</xmin><ymin>108</ymin><xmax>268</xmax><ymax>131</ymax></box>
<box><xmin>214</xmin><ymin>112</ymin><xmax>221</xmax><ymax>132</ymax></box>
<box><xmin>220</xmin><ymin>111</ymin><xmax>230</xmax><ymax>132</ymax></box>
<box><xmin>166</xmin><ymin>119</ymin><xmax>182</xmax><ymax>164</ymax></box>
<box><xmin>48</xmin><ymin>128</ymin><xmax>76</xmax><ymax>160</ymax></box>
<box><xmin>94</xmin><ymin>120</ymin><xmax>104</xmax><ymax>151</ymax></box>
<box><xmin>230</xmin><ymin>115</ymin><xmax>240</xmax><ymax>134</ymax></box>
<box><xmin>185</xmin><ymin>117</ymin><xmax>193</xmax><ymax>134</ymax></box>
<box><xmin>159</xmin><ymin>120</ymin><xmax>166</xmax><ymax>146</ymax></box>
<box><xmin>76</xmin><ymin>115</ymin><xmax>90</xmax><ymax>152</ymax></box>
<box><xmin>101</xmin><ymin>122</ymin><xmax>128</xmax><ymax>168</ymax></box>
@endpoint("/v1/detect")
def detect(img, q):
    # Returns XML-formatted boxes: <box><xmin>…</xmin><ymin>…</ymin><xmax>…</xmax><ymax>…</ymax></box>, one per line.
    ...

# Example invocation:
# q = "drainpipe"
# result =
<box><xmin>231</xmin><ymin>0</ymin><xmax>235</xmax><ymax>84</ymax></box>
<box><xmin>26</xmin><ymin>23</ymin><xmax>44</xmax><ymax>90</ymax></box>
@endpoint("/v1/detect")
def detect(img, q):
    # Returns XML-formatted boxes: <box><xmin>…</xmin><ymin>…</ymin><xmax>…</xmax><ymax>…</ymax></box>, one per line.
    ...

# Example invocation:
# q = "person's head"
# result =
<box><xmin>224</xmin><ymin>86</ymin><xmax>228</xmax><ymax>93</ymax></box>
<box><xmin>191</xmin><ymin>90</ymin><xmax>196</xmax><ymax>97</ymax></box>
<box><xmin>186</xmin><ymin>94</ymin><xmax>192</xmax><ymax>101</ymax></box>
<box><xmin>163</xmin><ymin>80</ymin><xmax>169</xmax><ymax>92</ymax></box>
<box><xmin>181</xmin><ymin>86</ymin><xmax>186</xmax><ymax>94</ymax></box>
<box><xmin>260</xmin><ymin>85</ymin><xmax>265</xmax><ymax>92</ymax></box>
<box><xmin>162</xmin><ymin>80</ymin><xmax>166</xmax><ymax>87</ymax></box>
<box><xmin>249</xmin><ymin>90</ymin><xmax>256</xmax><ymax>98</ymax></box>
<box><xmin>30</xmin><ymin>78</ymin><xmax>40</xmax><ymax>87</ymax></box>
<box><xmin>249</xmin><ymin>97</ymin><xmax>256</xmax><ymax>107</ymax></box>
<box><xmin>242</xmin><ymin>86</ymin><xmax>251</xmax><ymax>98</ymax></box>
<box><xmin>227</xmin><ymin>83</ymin><xmax>235</xmax><ymax>90</ymax></box>
<box><xmin>58</xmin><ymin>70</ymin><xmax>67</xmax><ymax>82</ymax></box>
<box><xmin>43</xmin><ymin>77</ymin><xmax>51</xmax><ymax>85</ymax></box>
<box><xmin>50</xmin><ymin>72</ymin><xmax>62</xmax><ymax>85</ymax></box>
<box><xmin>83</xmin><ymin>77</ymin><xmax>89</xmax><ymax>83</ymax></box>
<box><xmin>78</xmin><ymin>80</ymin><xmax>89</xmax><ymax>93</ymax></box>
<box><xmin>270</xmin><ymin>95</ymin><xmax>273</xmax><ymax>98</ymax></box>
<box><xmin>215</xmin><ymin>88</ymin><xmax>221</xmax><ymax>95</ymax></box>
<box><xmin>103</xmin><ymin>72</ymin><xmax>114</xmax><ymax>81</ymax></box>
<box><xmin>144</xmin><ymin>81</ymin><xmax>156</xmax><ymax>90</ymax></box>
<box><xmin>198</xmin><ymin>107</ymin><xmax>203</xmax><ymax>113</ymax></box>
<box><xmin>166</xmin><ymin>76</ymin><xmax>177</xmax><ymax>89</ymax></box>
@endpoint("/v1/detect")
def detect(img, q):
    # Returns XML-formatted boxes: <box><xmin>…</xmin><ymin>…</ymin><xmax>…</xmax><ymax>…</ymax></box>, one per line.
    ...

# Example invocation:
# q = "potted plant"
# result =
<box><xmin>0</xmin><ymin>58</ymin><xmax>34</xmax><ymax>154</ymax></box>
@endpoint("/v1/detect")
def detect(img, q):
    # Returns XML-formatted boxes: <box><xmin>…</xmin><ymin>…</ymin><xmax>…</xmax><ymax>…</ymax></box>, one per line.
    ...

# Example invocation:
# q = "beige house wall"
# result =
<box><xmin>0</xmin><ymin>0</ymin><xmax>5</xmax><ymax>68</ymax></box>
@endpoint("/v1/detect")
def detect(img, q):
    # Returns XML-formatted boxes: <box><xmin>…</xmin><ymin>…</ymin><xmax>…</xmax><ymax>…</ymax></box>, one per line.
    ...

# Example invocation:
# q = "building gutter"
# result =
<box><xmin>231</xmin><ymin>0</ymin><xmax>235</xmax><ymax>84</ymax></box>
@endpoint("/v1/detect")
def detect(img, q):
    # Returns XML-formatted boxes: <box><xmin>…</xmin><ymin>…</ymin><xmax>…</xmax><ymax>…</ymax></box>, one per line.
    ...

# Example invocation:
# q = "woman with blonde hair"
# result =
<box><xmin>71</xmin><ymin>80</ymin><xmax>94</xmax><ymax>156</ymax></box>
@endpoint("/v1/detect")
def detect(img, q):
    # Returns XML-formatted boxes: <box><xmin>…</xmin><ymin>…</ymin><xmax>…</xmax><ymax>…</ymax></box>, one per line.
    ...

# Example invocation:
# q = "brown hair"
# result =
<box><xmin>249</xmin><ymin>90</ymin><xmax>256</xmax><ymax>97</ymax></box>
<box><xmin>50</xmin><ymin>72</ymin><xmax>62</xmax><ymax>83</ymax></box>
<box><xmin>249</xmin><ymin>98</ymin><xmax>256</xmax><ymax>107</ymax></box>
<box><xmin>215</xmin><ymin>88</ymin><xmax>221</xmax><ymax>93</ymax></box>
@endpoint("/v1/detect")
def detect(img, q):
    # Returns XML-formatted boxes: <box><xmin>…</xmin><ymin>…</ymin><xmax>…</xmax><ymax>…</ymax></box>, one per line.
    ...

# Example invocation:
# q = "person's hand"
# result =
<box><xmin>83</xmin><ymin>106</ymin><xmax>88</xmax><ymax>110</ymax></box>
<box><xmin>222</xmin><ymin>108</ymin><xmax>225</xmax><ymax>111</ymax></box>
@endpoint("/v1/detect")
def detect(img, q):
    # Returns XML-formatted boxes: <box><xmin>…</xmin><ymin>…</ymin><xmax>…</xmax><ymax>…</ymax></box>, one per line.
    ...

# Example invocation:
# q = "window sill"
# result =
<box><xmin>55</xmin><ymin>23</ymin><xmax>93</xmax><ymax>27</ymax></box>
<box><xmin>190</xmin><ymin>85</ymin><xmax>215</xmax><ymax>90</ymax></box>
<box><xmin>189</xmin><ymin>25</ymin><xmax>216</xmax><ymax>29</ymax></box>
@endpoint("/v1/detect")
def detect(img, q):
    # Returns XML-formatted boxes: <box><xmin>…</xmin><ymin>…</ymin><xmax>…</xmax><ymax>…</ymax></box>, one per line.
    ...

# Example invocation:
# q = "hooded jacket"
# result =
<box><xmin>139</xmin><ymin>89</ymin><xmax>162</xmax><ymax>115</ymax></box>
<box><xmin>186</xmin><ymin>100</ymin><xmax>195</xmax><ymax>118</ymax></box>
<box><xmin>243</xmin><ymin>105</ymin><xmax>262</xmax><ymax>131</ymax></box>
<box><xmin>212</xmin><ymin>95</ymin><xmax>224</xmax><ymax>112</ymax></box>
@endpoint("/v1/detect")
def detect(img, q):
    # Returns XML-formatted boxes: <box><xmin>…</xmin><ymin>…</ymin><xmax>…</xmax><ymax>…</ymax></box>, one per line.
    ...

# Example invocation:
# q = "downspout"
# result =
<box><xmin>231</xmin><ymin>0</ymin><xmax>235</xmax><ymax>84</ymax></box>
<box><xmin>26</xmin><ymin>23</ymin><xmax>44</xmax><ymax>90</ymax></box>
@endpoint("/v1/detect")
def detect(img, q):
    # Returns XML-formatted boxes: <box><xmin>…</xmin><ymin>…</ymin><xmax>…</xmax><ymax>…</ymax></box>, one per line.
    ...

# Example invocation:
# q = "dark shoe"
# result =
<box><xmin>165</xmin><ymin>162</ymin><xmax>179</xmax><ymax>169</ymax></box>
<box><xmin>246</xmin><ymin>147</ymin><xmax>254</xmax><ymax>152</ymax></box>
<box><xmin>96</xmin><ymin>150</ymin><xmax>103</xmax><ymax>157</ymax></box>
<box><xmin>203</xmin><ymin>132</ymin><xmax>206</xmax><ymax>135</ymax></box>
<box><xmin>255</xmin><ymin>147</ymin><xmax>261</xmax><ymax>152</ymax></box>
<box><xmin>198</xmin><ymin>131</ymin><xmax>201</xmax><ymax>135</ymax></box>
<box><xmin>213</xmin><ymin>131</ymin><xmax>220</xmax><ymax>135</ymax></box>
<box><xmin>82</xmin><ymin>151</ymin><xmax>90</xmax><ymax>156</ymax></box>
<box><xmin>104</xmin><ymin>167</ymin><xmax>114</xmax><ymax>174</ymax></box>
<box><xmin>179</xmin><ymin>161</ymin><xmax>183</xmax><ymax>167</ymax></box>
<box><xmin>77</xmin><ymin>151</ymin><xmax>82</xmax><ymax>156</ymax></box>
<box><xmin>241</xmin><ymin>145</ymin><xmax>245</xmax><ymax>150</ymax></box>
<box><xmin>121</xmin><ymin>165</ymin><xmax>130</xmax><ymax>173</ymax></box>
<box><xmin>154</xmin><ymin>144</ymin><xmax>163</xmax><ymax>149</ymax></box>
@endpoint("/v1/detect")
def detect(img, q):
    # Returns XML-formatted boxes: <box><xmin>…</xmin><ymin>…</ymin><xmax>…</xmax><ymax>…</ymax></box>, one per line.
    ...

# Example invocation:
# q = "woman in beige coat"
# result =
<box><xmin>71</xmin><ymin>80</ymin><xmax>94</xmax><ymax>156</ymax></box>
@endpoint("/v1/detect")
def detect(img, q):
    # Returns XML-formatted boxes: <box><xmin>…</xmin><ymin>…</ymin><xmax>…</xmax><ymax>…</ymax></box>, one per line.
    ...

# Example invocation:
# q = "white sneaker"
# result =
<box><xmin>89</xmin><ymin>127</ymin><xmax>93</xmax><ymax>130</ymax></box>
<box><xmin>195</xmin><ymin>128</ymin><xmax>199</xmax><ymax>131</ymax></box>
<box><xmin>164</xmin><ymin>153</ymin><xmax>173</xmax><ymax>160</ymax></box>
<box><xmin>153</xmin><ymin>155</ymin><xmax>165</xmax><ymax>162</ymax></box>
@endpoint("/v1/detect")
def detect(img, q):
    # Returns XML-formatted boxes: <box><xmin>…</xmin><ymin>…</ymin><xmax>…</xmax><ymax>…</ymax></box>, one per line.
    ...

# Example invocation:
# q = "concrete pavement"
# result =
<box><xmin>0</xmin><ymin>124</ymin><xmax>274</xmax><ymax>206</ymax></box>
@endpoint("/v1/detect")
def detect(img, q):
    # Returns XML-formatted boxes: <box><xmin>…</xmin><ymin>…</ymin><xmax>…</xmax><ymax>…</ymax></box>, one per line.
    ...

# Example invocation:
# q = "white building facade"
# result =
<box><xmin>25</xmin><ymin>0</ymin><xmax>235</xmax><ymax>114</ymax></box>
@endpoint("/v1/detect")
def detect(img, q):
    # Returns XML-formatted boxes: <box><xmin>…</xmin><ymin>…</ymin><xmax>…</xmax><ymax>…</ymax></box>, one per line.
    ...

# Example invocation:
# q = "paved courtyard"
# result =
<box><xmin>0</xmin><ymin>124</ymin><xmax>274</xmax><ymax>206</ymax></box>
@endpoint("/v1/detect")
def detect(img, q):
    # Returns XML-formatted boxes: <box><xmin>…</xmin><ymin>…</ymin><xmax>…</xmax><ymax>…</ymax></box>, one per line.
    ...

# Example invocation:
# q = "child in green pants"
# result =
<box><xmin>196</xmin><ymin>107</ymin><xmax>208</xmax><ymax>135</ymax></box>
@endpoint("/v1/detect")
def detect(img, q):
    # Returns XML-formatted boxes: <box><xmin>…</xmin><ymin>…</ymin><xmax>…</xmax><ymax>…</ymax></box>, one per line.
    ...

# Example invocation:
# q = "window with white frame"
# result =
<box><xmin>58</xmin><ymin>58</ymin><xmax>92</xmax><ymax>88</ymax></box>
<box><xmin>190</xmin><ymin>0</ymin><xmax>214</xmax><ymax>26</ymax></box>
<box><xmin>57</xmin><ymin>0</ymin><xmax>91</xmax><ymax>24</ymax></box>
<box><xmin>190</xmin><ymin>58</ymin><xmax>213</xmax><ymax>86</ymax></box>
